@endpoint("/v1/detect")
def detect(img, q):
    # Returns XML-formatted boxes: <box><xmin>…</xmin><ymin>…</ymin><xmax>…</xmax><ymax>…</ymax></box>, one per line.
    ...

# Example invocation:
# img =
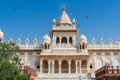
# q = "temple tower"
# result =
<box><xmin>50</xmin><ymin>8</ymin><xmax>79</xmax><ymax>48</ymax></box>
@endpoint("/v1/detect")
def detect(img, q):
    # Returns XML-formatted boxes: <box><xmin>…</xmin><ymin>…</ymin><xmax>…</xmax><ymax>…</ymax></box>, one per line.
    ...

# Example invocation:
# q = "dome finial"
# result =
<box><xmin>62</xmin><ymin>5</ymin><xmax>66</xmax><ymax>11</ymax></box>
<box><xmin>45</xmin><ymin>33</ymin><xmax>48</xmax><ymax>36</ymax></box>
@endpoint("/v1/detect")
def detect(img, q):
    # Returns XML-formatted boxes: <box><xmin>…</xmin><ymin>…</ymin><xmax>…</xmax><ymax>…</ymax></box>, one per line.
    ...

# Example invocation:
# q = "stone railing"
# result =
<box><xmin>8</xmin><ymin>38</ymin><xmax>120</xmax><ymax>50</ymax></box>
<box><xmin>19</xmin><ymin>44</ymin><xmax>40</xmax><ymax>50</ymax></box>
<box><xmin>88</xmin><ymin>44</ymin><xmax>120</xmax><ymax>49</ymax></box>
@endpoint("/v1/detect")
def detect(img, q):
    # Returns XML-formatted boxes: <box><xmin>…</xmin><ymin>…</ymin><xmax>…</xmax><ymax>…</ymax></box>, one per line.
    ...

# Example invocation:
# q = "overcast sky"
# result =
<box><xmin>0</xmin><ymin>0</ymin><xmax>120</xmax><ymax>44</ymax></box>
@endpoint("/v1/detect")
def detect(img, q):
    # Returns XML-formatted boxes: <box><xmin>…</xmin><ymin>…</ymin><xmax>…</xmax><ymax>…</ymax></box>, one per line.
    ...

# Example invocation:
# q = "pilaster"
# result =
<box><xmin>48</xmin><ymin>60</ymin><xmax>51</xmax><ymax>73</ymax></box>
<box><xmin>59</xmin><ymin>60</ymin><xmax>61</xmax><ymax>73</ymax></box>
<box><xmin>102</xmin><ymin>53</ymin><xmax>105</xmax><ymax>66</ymax></box>
<box><xmin>40</xmin><ymin>59</ymin><xmax>43</xmax><ymax>73</ymax></box>
<box><xmin>52</xmin><ymin>60</ymin><xmax>54</xmax><ymax>73</ymax></box>
<box><xmin>68</xmin><ymin>60</ymin><xmax>71</xmax><ymax>73</ymax></box>
<box><xmin>75</xmin><ymin>61</ymin><xmax>78</xmax><ymax>73</ymax></box>
<box><xmin>79</xmin><ymin>60</ymin><xmax>81</xmax><ymax>73</ymax></box>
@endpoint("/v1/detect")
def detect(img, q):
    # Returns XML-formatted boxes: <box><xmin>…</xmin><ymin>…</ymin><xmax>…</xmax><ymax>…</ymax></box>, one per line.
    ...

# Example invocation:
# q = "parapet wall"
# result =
<box><xmin>8</xmin><ymin>38</ymin><xmax>120</xmax><ymax>50</ymax></box>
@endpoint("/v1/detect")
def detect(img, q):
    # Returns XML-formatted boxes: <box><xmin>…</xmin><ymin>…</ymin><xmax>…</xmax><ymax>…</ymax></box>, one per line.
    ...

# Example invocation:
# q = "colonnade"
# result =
<box><xmin>39</xmin><ymin>59</ymin><xmax>90</xmax><ymax>74</ymax></box>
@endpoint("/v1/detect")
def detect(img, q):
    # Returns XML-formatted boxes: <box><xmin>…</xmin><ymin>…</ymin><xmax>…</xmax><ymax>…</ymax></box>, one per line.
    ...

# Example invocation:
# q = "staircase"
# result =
<box><xmin>35</xmin><ymin>73</ymin><xmax>94</xmax><ymax>80</ymax></box>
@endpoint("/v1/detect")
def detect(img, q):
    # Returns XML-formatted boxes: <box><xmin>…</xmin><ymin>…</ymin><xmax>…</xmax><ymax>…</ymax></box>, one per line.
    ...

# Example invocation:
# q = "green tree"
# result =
<box><xmin>0</xmin><ymin>42</ymin><xmax>30</xmax><ymax>80</ymax></box>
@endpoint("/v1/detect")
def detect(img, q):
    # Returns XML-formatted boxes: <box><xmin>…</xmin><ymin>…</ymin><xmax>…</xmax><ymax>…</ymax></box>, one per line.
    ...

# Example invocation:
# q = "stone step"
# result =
<box><xmin>35</xmin><ymin>73</ymin><xmax>93</xmax><ymax>80</ymax></box>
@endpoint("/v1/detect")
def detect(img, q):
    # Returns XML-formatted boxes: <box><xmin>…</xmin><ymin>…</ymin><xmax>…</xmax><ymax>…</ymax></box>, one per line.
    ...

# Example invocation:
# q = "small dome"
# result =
<box><xmin>72</xmin><ymin>18</ymin><xmax>76</xmax><ymax>22</ymax></box>
<box><xmin>42</xmin><ymin>34</ymin><xmax>51</xmax><ymax>43</ymax></box>
<box><xmin>79</xmin><ymin>34</ymin><xmax>87</xmax><ymax>43</ymax></box>
<box><xmin>52</xmin><ymin>19</ymin><xmax>56</xmax><ymax>25</ymax></box>
<box><xmin>53</xmin><ymin>19</ymin><xmax>56</xmax><ymax>22</ymax></box>
<box><xmin>105</xmin><ymin>59</ymin><xmax>111</xmax><ymax>66</ymax></box>
<box><xmin>0</xmin><ymin>29</ymin><xmax>4</xmax><ymax>37</ymax></box>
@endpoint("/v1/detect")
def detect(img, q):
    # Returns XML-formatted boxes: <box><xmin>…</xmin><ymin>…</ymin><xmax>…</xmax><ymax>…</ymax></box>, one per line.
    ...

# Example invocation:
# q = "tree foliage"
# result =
<box><xmin>0</xmin><ymin>42</ymin><xmax>30</xmax><ymax>80</ymax></box>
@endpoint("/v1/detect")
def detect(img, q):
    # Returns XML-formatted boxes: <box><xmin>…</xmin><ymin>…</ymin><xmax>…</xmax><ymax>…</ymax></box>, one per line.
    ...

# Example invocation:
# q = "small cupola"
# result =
<box><xmin>52</xmin><ymin>19</ymin><xmax>56</xmax><ymax>25</ymax></box>
<box><xmin>42</xmin><ymin>34</ymin><xmax>51</xmax><ymax>44</ymax></box>
<box><xmin>41</xmin><ymin>34</ymin><xmax>51</xmax><ymax>52</ymax></box>
<box><xmin>79</xmin><ymin>34</ymin><xmax>87</xmax><ymax>43</ymax></box>
<box><xmin>78</xmin><ymin>34</ymin><xmax>88</xmax><ymax>52</ymax></box>
<box><xmin>72</xmin><ymin>18</ymin><xmax>76</xmax><ymax>25</ymax></box>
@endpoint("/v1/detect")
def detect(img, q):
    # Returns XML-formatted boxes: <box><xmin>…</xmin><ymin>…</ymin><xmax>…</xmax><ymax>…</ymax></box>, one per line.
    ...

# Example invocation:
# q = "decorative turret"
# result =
<box><xmin>108</xmin><ymin>38</ymin><xmax>112</xmax><ymax>44</ymax></box>
<box><xmin>116</xmin><ymin>38</ymin><xmax>120</xmax><ymax>44</ymax></box>
<box><xmin>100</xmin><ymin>38</ymin><xmax>104</xmax><ymax>45</ymax></box>
<box><xmin>52</xmin><ymin>19</ymin><xmax>56</xmax><ymax>25</ymax></box>
<box><xmin>41</xmin><ymin>34</ymin><xmax>51</xmax><ymax>52</ymax></box>
<box><xmin>52</xmin><ymin>19</ymin><xmax>56</xmax><ymax>29</ymax></box>
<box><xmin>33</xmin><ymin>38</ymin><xmax>37</xmax><ymax>45</ymax></box>
<box><xmin>25</xmin><ymin>38</ymin><xmax>29</xmax><ymax>45</ymax></box>
<box><xmin>92</xmin><ymin>37</ymin><xmax>96</xmax><ymax>44</ymax></box>
<box><xmin>17</xmin><ymin>38</ymin><xmax>21</xmax><ymax>45</ymax></box>
<box><xmin>72</xmin><ymin>18</ymin><xmax>76</xmax><ymax>29</ymax></box>
<box><xmin>0</xmin><ymin>29</ymin><xmax>4</xmax><ymax>42</ymax></box>
<box><xmin>9</xmin><ymin>38</ymin><xmax>13</xmax><ymax>43</ymax></box>
<box><xmin>72</xmin><ymin>18</ymin><xmax>76</xmax><ymax>25</ymax></box>
<box><xmin>78</xmin><ymin>34</ymin><xmax>88</xmax><ymax>52</ymax></box>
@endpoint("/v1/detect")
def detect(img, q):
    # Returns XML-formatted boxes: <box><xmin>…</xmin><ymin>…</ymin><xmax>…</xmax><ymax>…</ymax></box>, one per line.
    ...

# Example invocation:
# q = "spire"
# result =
<box><xmin>57</xmin><ymin>6</ymin><xmax>72</xmax><ymax>25</ymax></box>
<box><xmin>62</xmin><ymin>5</ymin><xmax>66</xmax><ymax>11</ymax></box>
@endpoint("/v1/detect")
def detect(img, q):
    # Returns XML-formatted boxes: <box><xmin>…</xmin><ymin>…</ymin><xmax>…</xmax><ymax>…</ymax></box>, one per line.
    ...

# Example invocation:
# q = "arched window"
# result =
<box><xmin>81</xmin><ymin>60</ymin><xmax>87</xmax><ymax>68</ymax></box>
<box><xmin>61</xmin><ymin>60</ymin><xmax>68</xmax><ymax>73</ymax></box>
<box><xmin>81</xmin><ymin>60</ymin><xmax>87</xmax><ymax>73</ymax></box>
<box><xmin>80</xmin><ymin>45</ymin><xmax>81</xmax><ymax>49</ymax></box>
<box><xmin>61</xmin><ymin>37</ymin><xmax>67</xmax><ymax>44</ymax></box>
<box><xmin>82</xmin><ymin>43</ymin><xmax>85</xmax><ymax>49</ymax></box>
<box><xmin>42</xmin><ymin>60</ymin><xmax>48</xmax><ymax>73</ymax></box>
<box><xmin>71</xmin><ymin>60</ymin><xmax>75</xmax><ymax>73</ymax></box>
<box><xmin>54</xmin><ymin>60</ymin><xmax>59</xmax><ymax>73</ymax></box>
<box><xmin>56</xmin><ymin>37</ymin><xmax>60</xmax><ymax>44</ymax></box>
<box><xmin>45</xmin><ymin>44</ymin><xmax>47</xmax><ymax>49</ymax></box>
<box><xmin>69</xmin><ymin>37</ymin><xmax>73</xmax><ymax>44</ymax></box>
<box><xmin>48</xmin><ymin>45</ymin><xmax>50</xmax><ymax>49</ymax></box>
